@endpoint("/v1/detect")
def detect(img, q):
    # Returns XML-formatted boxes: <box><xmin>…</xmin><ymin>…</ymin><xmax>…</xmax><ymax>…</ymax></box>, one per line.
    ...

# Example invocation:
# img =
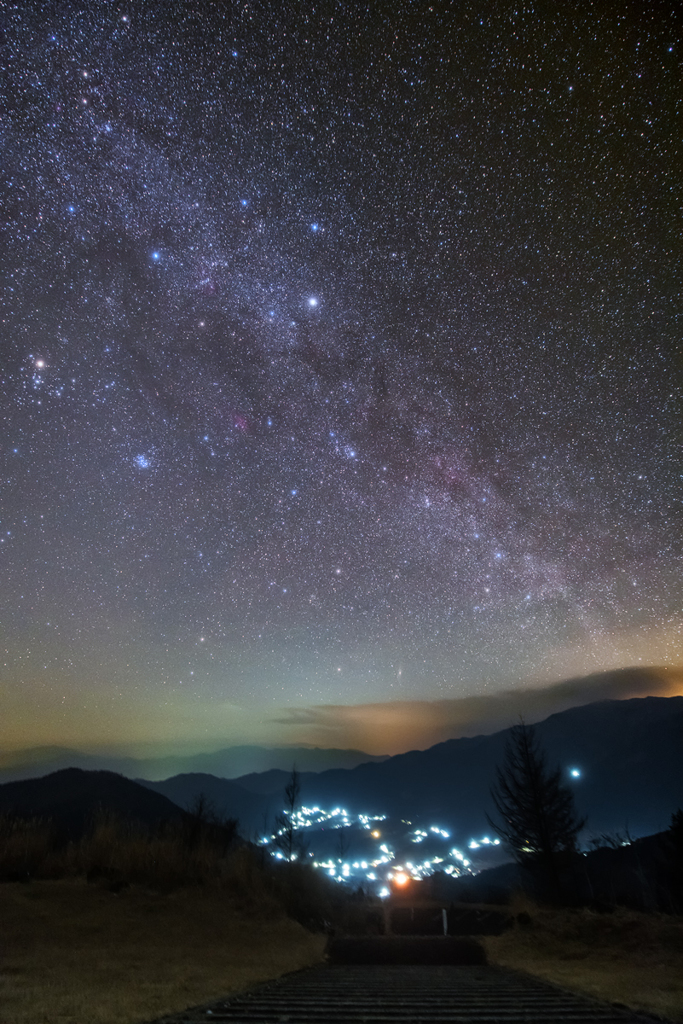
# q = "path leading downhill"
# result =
<box><xmin>149</xmin><ymin>964</ymin><xmax>661</xmax><ymax>1024</ymax></box>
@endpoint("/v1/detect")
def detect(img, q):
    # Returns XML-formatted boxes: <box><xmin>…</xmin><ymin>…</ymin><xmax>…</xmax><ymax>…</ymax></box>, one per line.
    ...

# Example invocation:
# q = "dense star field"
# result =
<box><xmin>1</xmin><ymin>2</ymin><xmax>681</xmax><ymax>751</ymax></box>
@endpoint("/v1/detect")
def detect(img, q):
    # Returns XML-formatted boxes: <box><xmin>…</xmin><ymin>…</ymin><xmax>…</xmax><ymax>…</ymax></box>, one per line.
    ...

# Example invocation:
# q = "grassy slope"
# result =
<box><xmin>3</xmin><ymin>876</ymin><xmax>682</xmax><ymax>1024</ymax></box>
<box><xmin>0</xmin><ymin>880</ymin><xmax>326</xmax><ymax>1024</ymax></box>
<box><xmin>482</xmin><ymin>902</ymin><xmax>683</xmax><ymax>1023</ymax></box>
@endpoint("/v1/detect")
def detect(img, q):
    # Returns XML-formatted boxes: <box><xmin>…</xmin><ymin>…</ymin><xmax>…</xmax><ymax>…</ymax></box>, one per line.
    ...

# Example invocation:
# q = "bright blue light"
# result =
<box><xmin>308</xmin><ymin>296</ymin><xmax>318</xmax><ymax>307</ymax></box>
<box><xmin>570</xmin><ymin>768</ymin><xmax>581</xmax><ymax>778</ymax></box>
<box><xmin>135</xmin><ymin>454</ymin><xmax>150</xmax><ymax>469</ymax></box>
<box><xmin>311</xmin><ymin>223</ymin><xmax>319</xmax><ymax>231</ymax></box>
<box><xmin>151</xmin><ymin>251</ymin><xmax>160</xmax><ymax>261</ymax></box>
<box><xmin>241</xmin><ymin>199</ymin><xmax>248</xmax><ymax>207</ymax></box>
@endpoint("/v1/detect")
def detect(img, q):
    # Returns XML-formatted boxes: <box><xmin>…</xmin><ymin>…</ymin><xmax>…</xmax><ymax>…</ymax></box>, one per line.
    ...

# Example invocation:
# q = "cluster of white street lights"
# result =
<box><xmin>261</xmin><ymin>804</ymin><xmax>502</xmax><ymax>895</ymax></box>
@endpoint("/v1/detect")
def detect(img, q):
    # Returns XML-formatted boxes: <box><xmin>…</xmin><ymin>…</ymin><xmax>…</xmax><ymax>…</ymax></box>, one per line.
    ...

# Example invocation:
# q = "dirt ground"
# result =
<box><xmin>482</xmin><ymin>900</ymin><xmax>683</xmax><ymax>1022</ymax></box>
<box><xmin>0</xmin><ymin>879</ymin><xmax>326</xmax><ymax>1024</ymax></box>
<box><xmin>3</xmin><ymin>879</ymin><xmax>682</xmax><ymax>1024</ymax></box>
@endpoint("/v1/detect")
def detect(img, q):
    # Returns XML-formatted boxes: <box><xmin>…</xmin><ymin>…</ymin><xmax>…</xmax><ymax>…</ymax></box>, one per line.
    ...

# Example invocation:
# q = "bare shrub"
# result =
<box><xmin>0</xmin><ymin>808</ymin><xmax>241</xmax><ymax>891</ymax></box>
<box><xmin>0</xmin><ymin>814</ymin><xmax>56</xmax><ymax>881</ymax></box>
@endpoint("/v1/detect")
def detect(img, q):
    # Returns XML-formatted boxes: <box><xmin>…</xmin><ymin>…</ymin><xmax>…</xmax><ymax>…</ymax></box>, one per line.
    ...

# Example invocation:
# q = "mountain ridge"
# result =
<box><xmin>145</xmin><ymin>695</ymin><xmax>683</xmax><ymax>842</ymax></box>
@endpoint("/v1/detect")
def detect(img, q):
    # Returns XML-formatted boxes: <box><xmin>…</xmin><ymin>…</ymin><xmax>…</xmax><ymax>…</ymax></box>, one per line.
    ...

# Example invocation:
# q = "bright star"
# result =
<box><xmin>308</xmin><ymin>297</ymin><xmax>318</xmax><ymax>307</ymax></box>
<box><xmin>135</xmin><ymin>455</ymin><xmax>150</xmax><ymax>469</ymax></box>
<box><xmin>151</xmin><ymin>251</ymin><xmax>160</xmax><ymax>261</ymax></box>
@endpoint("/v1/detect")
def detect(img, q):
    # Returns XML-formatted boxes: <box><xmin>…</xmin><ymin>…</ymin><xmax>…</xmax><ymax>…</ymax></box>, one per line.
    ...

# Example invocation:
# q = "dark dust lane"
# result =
<box><xmin>149</xmin><ymin>964</ymin><xmax>661</xmax><ymax>1024</ymax></box>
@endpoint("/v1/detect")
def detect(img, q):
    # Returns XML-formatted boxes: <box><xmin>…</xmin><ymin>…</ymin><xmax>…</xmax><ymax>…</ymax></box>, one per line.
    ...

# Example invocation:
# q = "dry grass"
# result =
<box><xmin>0</xmin><ymin>879</ymin><xmax>326</xmax><ymax>1024</ymax></box>
<box><xmin>0</xmin><ymin>812</ymin><xmax>243</xmax><ymax>890</ymax></box>
<box><xmin>482</xmin><ymin>895</ymin><xmax>683</xmax><ymax>1022</ymax></box>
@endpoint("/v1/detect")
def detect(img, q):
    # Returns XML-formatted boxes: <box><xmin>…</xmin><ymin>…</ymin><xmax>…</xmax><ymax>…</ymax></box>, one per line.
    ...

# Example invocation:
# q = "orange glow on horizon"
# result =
<box><xmin>393</xmin><ymin>871</ymin><xmax>409</xmax><ymax>887</ymax></box>
<box><xmin>276</xmin><ymin>665</ymin><xmax>683</xmax><ymax>754</ymax></box>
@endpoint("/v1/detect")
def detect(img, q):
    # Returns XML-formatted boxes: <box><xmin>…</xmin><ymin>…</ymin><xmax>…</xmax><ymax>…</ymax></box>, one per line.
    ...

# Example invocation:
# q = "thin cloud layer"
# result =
<box><xmin>275</xmin><ymin>667</ymin><xmax>683</xmax><ymax>754</ymax></box>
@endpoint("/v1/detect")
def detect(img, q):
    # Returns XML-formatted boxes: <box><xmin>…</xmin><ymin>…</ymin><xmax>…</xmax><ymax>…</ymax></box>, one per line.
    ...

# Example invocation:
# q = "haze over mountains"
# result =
<box><xmin>3</xmin><ymin>667</ymin><xmax>679</xmax><ymax>787</ymax></box>
<box><xmin>0</xmin><ymin>744</ymin><xmax>388</xmax><ymax>786</ymax></box>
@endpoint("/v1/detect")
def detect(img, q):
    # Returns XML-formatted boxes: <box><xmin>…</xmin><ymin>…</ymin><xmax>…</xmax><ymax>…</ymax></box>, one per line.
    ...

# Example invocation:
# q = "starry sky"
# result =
<box><xmin>1</xmin><ymin>1</ymin><xmax>682</xmax><ymax>756</ymax></box>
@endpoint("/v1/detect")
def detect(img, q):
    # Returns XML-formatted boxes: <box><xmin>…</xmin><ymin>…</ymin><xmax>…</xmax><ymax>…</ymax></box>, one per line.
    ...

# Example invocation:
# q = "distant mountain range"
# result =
<box><xmin>0</xmin><ymin>744</ymin><xmax>389</xmax><ymax>785</ymax></box>
<box><xmin>143</xmin><ymin>695</ymin><xmax>683</xmax><ymax>842</ymax></box>
<box><xmin>1</xmin><ymin>696</ymin><xmax>681</xmax><ymax>853</ymax></box>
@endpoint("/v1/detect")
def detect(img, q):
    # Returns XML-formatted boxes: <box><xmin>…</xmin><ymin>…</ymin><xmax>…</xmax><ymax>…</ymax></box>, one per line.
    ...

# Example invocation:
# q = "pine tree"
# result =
<box><xmin>487</xmin><ymin>721</ymin><xmax>586</xmax><ymax>898</ymax></box>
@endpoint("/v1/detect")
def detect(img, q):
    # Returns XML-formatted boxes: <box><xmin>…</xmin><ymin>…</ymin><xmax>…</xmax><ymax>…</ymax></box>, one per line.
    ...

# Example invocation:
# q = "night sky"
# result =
<box><xmin>2</xmin><ymin>2</ymin><xmax>682</xmax><ymax>755</ymax></box>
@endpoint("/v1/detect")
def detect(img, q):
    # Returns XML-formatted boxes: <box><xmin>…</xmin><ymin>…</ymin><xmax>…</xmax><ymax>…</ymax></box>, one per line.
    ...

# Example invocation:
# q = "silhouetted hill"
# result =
<box><xmin>0</xmin><ymin>744</ymin><xmax>387</xmax><ymax>784</ymax></box>
<box><xmin>145</xmin><ymin>696</ymin><xmax>683</xmax><ymax>843</ymax></box>
<box><xmin>141</xmin><ymin>773</ymin><xmax>274</xmax><ymax>837</ymax></box>
<box><xmin>440</xmin><ymin>827</ymin><xmax>680</xmax><ymax>913</ymax></box>
<box><xmin>233</xmin><ymin>769</ymin><xmax>295</xmax><ymax>795</ymax></box>
<box><xmin>0</xmin><ymin>768</ymin><xmax>186</xmax><ymax>839</ymax></box>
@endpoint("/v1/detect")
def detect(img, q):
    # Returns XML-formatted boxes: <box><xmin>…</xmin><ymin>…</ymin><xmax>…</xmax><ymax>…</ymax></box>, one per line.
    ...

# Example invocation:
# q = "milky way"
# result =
<box><xmin>1</xmin><ymin>2</ymin><xmax>681</xmax><ymax>750</ymax></box>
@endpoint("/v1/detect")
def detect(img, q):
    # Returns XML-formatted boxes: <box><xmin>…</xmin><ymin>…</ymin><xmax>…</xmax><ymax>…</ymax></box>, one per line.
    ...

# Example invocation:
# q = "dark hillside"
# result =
<box><xmin>0</xmin><ymin>768</ymin><xmax>185</xmax><ymax>839</ymax></box>
<box><xmin>443</xmin><ymin>827</ymin><xmax>681</xmax><ymax>913</ymax></box>
<box><xmin>232</xmin><ymin>769</ymin><xmax>296</xmax><ymax>795</ymax></box>
<box><xmin>142</xmin><ymin>773</ymin><xmax>271</xmax><ymax>835</ymax></box>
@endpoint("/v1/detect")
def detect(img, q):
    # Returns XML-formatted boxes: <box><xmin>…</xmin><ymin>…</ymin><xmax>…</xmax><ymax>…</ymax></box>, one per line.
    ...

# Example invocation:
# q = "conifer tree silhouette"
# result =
<box><xmin>488</xmin><ymin>720</ymin><xmax>585</xmax><ymax>899</ymax></box>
